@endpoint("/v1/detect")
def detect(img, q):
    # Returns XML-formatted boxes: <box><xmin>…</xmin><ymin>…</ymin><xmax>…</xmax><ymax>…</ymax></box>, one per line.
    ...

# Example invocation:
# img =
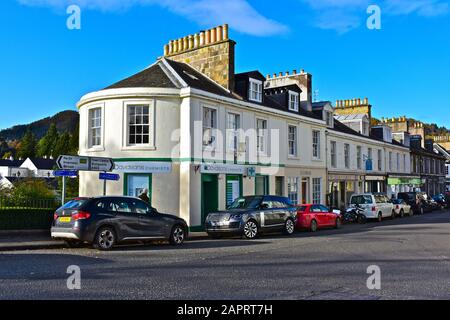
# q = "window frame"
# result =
<box><xmin>249</xmin><ymin>78</ymin><xmax>263</xmax><ymax>103</ymax></box>
<box><xmin>287</xmin><ymin>125</ymin><xmax>298</xmax><ymax>157</ymax></box>
<box><xmin>288</xmin><ymin>90</ymin><xmax>299</xmax><ymax>112</ymax></box>
<box><xmin>330</xmin><ymin>141</ymin><xmax>337</xmax><ymax>168</ymax></box>
<box><xmin>312</xmin><ymin>130</ymin><xmax>321</xmax><ymax>160</ymax></box>
<box><xmin>256</xmin><ymin>117</ymin><xmax>268</xmax><ymax>155</ymax></box>
<box><xmin>226</xmin><ymin>111</ymin><xmax>241</xmax><ymax>152</ymax></box>
<box><xmin>122</xmin><ymin>100</ymin><xmax>155</xmax><ymax>150</ymax></box>
<box><xmin>87</xmin><ymin>104</ymin><xmax>104</xmax><ymax>150</ymax></box>
<box><xmin>344</xmin><ymin>143</ymin><xmax>350</xmax><ymax>169</ymax></box>
<box><xmin>202</xmin><ymin>105</ymin><xmax>218</xmax><ymax>149</ymax></box>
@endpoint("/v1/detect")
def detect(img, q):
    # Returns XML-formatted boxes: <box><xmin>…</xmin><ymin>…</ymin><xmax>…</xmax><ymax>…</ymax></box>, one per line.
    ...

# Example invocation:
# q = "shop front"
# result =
<box><xmin>387</xmin><ymin>176</ymin><xmax>422</xmax><ymax>198</ymax></box>
<box><xmin>365</xmin><ymin>175</ymin><xmax>387</xmax><ymax>194</ymax></box>
<box><xmin>327</xmin><ymin>174</ymin><xmax>365</xmax><ymax>209</ymax></box>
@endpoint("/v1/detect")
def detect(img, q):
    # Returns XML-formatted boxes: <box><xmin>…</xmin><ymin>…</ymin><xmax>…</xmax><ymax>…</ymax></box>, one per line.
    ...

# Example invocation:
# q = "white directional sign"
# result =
<box><xmin>57</xmin><ymin>155</ymin><xmax>115</xmax><ymax>172</ymax></box>
<box><xmin>56</xmin><ymin>155</ymin><xmax>90</xmax><ymax>171</ymax></box>
<box><xmin>90</xmin><ymin>157</ymin><xmax>115</xmax><ymax>172</ymax></box>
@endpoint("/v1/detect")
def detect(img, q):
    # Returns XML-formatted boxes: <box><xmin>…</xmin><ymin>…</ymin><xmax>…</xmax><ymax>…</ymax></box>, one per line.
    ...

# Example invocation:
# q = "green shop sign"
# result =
<box><xmin>388</xmin><ymin>177</ymin><xmax>422</xmax><ymax>185</ymax></box>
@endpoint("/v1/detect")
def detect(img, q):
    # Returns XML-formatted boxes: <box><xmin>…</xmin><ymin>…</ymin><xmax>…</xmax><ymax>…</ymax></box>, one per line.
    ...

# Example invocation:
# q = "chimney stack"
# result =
<box><xmin>163</xmin><ymin>24</ymin><xmax>235</xmax><ymax>90</ymax></box>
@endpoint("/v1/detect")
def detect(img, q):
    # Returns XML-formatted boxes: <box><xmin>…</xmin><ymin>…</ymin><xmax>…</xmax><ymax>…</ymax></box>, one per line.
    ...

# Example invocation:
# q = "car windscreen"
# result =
<box><xmin>228</xmin><ymin>197</ymin><xmax>263</xmax><ymax>209</ymax></box>
<box><xmin>350</xmin><ymin>195</ymin><xmax>373</xmax><ymax>205</ymax></box>
<box><xmin>392</xmin><ymin>199</ymin><xmax>402</xmax><ymax>204</ymax></box>
<box><xmin>59</xmin><ymin>199</ymin><xmax>88</xmax><ymax>210</ymax></box>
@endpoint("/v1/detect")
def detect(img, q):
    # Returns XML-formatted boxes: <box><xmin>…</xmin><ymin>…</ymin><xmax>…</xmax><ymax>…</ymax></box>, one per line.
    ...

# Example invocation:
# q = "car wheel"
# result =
<box><xmin>357</xmin><ymin>215</ymin><xmax>367</xmax><ymax>224</ymax></box>
<box><xmin>243</xmin><ymin>220</ymin><xmax>258</xmax><ymax>239</ymax></box>
<box><xmin>283</xmin><ymin>219</ymin><xmax>295</xmax><ymax>235</ymax></box>
<box><xmin>310</xmin><ymin>220</ymin><xmax>318</xmax><ymax>232</ymax></box>
<box><xmin>377</xmin><ymin>213</ymin><xmax>382</xmax><ymax>222</ymax></box>
<box><xmin>169</xmin><ymin>225</ymin><xmax>186</xmax><ymax>245</ymax></box>
<box><xmin>93</xmin><ymin>226</ymin><xmax>116</xmax><ymax>251</ymax></box>
<box><xmin>400</xmin><ymin>209</ymin><xmax>405</xmax><ymax>218</ymax></box>
<box><xmin>335</xmin><ymin>218</ymin><xmax>341</xmax><ymax>229</ymax></box>
<box><xmin>64</xmin><ymin>240</ymin><xmax>83</xmax><ymax>248</ymax></box>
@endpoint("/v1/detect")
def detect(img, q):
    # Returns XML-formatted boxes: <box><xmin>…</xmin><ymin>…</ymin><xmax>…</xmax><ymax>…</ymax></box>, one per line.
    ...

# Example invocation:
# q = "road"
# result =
<box><xmin>2</xmin><ymin>210</ymin><xmax>450</xmax><ymax>300</ymax></box>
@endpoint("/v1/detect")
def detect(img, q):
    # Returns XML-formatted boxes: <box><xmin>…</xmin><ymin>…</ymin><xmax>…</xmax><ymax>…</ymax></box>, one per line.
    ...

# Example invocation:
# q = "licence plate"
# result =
<box><xmin>59</xmin><ymin>217</ymin><xmax>71</xmax><ymax>223</ymax></box>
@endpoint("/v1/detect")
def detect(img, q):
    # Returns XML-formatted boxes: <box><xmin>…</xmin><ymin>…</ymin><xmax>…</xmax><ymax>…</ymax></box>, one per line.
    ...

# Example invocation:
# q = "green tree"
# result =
<box><xmin>68</xmin><ymin>122</ymin><xmax>79</xmax><ymax>155</ymax></box>
<box><xmin>53</xmin><ymin>132</ymin><xmax>71</xmax><ymax>158</ymax></box>
<box><xmin>37</xmin><ymin>123</ymin><xmax>59</xmax><ymax>158</ymax></box>
<box><xmin>17</xmin><ymin>129</ymin><xmax>37</xmax><ymax>159</ymax></box>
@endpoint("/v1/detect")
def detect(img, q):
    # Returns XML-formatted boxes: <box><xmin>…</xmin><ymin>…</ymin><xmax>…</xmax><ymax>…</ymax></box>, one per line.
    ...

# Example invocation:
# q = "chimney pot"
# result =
<box><xmin>199</xmin><ymin>31</ymin><xmax>205</xmax><ymax>46</ymax></box>
<box><xmin>194</xmin><ymin>33</ymin><xmax>200</xmax><ymax>48</ymax></box>
<box><xmin>279</xmin><ymin>72</ymin><xmax>283</xmax><ymax>77</ymax></box>
<box><xmin>223</xmin><ymin>24</ymin><xmax>229</xmax><ymax>40</ymax></box>
<box><xmin>216</xmin><ymin>26</ymin><xmax>223</xmax><ymax>42</ymax></box>
<box><xmin>183</xmin><ymin>37</ymin><xmax>188</xmax><ymax>51</ymax></box>
<box><xmin>205</xmin><ymin>29</ymin><xmax>211</xmax><ymax>44</ymax></box>
<box><xmin>285</xmin><ymin>71</ymin><xmax>289</xmax><ymax>76</ymax></box>
<box><xmin>293</xmin><ymin>69</ymin><xmax>297</xmax><ymax>75</ymax></box>
<box><xmin>267</xmin><ymin>74</ymin><xmax>271</xmax><ymax>79</ymax></box>
<box><xmin>210</xmin><ymin>27</ymin><xmax>217</xmax><ymax>43</ymax></box>
<box><xmin>164</xmin><ymin>44</ymin><xmax>169</xmax><ymax>56</ymax></box>
<box><xmin>273</xmin><ymin>73</ymin><xmax>277</xmax><ymax>78</ymax></box>
<box><xmin>188</xmin><ymin>35</ymin><xmax>194</xmax><ymax>50</ymax></box>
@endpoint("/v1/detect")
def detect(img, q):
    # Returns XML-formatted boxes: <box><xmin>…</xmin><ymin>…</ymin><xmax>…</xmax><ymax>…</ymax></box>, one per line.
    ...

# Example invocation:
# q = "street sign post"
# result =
<box><xmin>56</xmin><ymin>155</ymin><xmax>116</xmax><ymax>203</ymax></box>
<box><xmin>53</xmin><ymin>170</ymin><xmax>78</xmax><ymax>205</ymax></box>
<box><xmin>99</xmin><ymin>172</ymin><xmax>121</xmax><ymax>196</ymax></box>
<box><xmin>54</xmin><ymin>170</ymin><xmax>78</xmax><ymax>177</ymax></box>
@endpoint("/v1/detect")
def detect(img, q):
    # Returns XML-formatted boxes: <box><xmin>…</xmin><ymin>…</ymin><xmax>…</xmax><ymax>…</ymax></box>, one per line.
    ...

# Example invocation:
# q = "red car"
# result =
<box><xmin>296</xmin><ymin>204</ymin><xmax>341</xmax><ymax>232</ymax></box>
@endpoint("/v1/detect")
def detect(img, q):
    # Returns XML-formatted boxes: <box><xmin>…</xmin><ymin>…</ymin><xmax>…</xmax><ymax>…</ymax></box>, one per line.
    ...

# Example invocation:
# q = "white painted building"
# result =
<box><xmin>77</xmin><ymin>25</ymin><xmax>328</xmax><ymax>230</ymax></box>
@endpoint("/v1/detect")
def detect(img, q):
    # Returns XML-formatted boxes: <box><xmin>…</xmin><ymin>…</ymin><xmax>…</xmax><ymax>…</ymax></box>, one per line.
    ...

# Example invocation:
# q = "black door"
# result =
<box><xmin>130</xmin><ymin>199</ymin><xmax>166</xmax><ymax>237</ymax></box>
<box><xmin>107</xmin><ymin>199</ymin><xmax>142</xmax><ymax>239</ymax></box>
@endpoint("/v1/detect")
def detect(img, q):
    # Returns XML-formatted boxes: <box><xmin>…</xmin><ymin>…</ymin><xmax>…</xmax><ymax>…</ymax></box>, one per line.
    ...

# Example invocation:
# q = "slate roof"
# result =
<box><xmin>330</xmin><ymin>119</ymin><xmax>409</xmax><ymax>149</ymax></box>
<box><xmin>0</xmin><ymin>159</ymin><xmax>24</xmax><ymax>167</ymax></box>
<box><xmin>105</xmin><ymin>63</ymin><xmax>177</xmax><ymax>90</ymax></box>
<box><xmin>28</xmin><ymin>158</ymin><xmax>57</xmax><ymax>170</ymax></box>
<box><xmin>102</xmin><ymin>58</ymin><xmax>321</xmax><ymax>121</ymax></box>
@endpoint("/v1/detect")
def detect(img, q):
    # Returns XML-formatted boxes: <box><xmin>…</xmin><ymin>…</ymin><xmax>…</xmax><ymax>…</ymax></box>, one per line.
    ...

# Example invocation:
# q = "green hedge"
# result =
<box><xmin>0</xmin><ymin>209</ymin><xmax>55</xmax><ymax>230</ymax></box>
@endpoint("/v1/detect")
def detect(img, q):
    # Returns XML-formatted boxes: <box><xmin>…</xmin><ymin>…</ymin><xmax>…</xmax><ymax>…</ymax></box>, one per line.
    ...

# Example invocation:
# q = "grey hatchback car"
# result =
<box><xmin>205</xmin><ymin>195</ymin><xmax>297</xmax><ymax>239</ymax></box>
<box><xmin>51</xmin><ymin>196</ymin><xmax>188</xmax><ymax>250</ymax></box>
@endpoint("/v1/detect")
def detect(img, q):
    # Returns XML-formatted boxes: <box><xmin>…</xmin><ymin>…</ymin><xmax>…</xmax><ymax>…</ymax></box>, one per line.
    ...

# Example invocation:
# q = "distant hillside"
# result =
<box><xmin>0</xmin><ymin>110</ymin><xmax>79</xmax><ymax>141</ymax></box>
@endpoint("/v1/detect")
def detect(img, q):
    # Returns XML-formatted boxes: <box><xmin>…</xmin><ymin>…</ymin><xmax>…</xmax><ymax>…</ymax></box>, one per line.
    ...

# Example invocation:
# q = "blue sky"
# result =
<box><xmin>1</xmin><ymin>0</ymin><xmax>449</xmax><ymax>130</ymax></box>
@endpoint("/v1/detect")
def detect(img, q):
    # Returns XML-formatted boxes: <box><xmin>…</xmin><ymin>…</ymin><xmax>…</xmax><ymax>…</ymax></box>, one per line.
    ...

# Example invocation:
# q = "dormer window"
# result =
<box><xmin>325</xmin><ymin>111</ymin><xmax>333</xmax><ymax>127</ymax></box>
<box><xmin>288</xmin><ymin>91</ymin><xmax>299</xmax><ymax>112</ymax></box>
<box><xmin>249</xmin><ymin>78</ymin><xmax>263</xmax><ymax>103</ymax></box>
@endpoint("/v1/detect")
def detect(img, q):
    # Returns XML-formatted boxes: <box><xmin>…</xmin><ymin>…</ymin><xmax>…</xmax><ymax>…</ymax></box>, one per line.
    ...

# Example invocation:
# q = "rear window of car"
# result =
<box><xmin>297</xmin><ymin>206</ymin><xmax>308</xmax><ymax>212</ymax></box>
<box><xmin>351</xmin><ymin>195</ymin><xmax>373</xmax><ymax>205</ymax></box>
<box><xmin>60</xmin><ymin>199</ymin><xmax>87</xmax><ymax>210</ymax></box>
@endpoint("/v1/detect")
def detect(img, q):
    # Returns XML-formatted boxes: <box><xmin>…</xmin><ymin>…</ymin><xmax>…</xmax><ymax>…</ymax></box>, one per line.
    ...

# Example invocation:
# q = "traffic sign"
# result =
<box><xmin>57</xmin><ymin>155</ymin><xmax>114</xmax><ymax>172</ymax></box>
<box><xmin>57</xmin><ymin>155</ymin><xmax>89</xmax><ymax>171</ymax></box>
<box><xmin>54</xmin><ymin>170</ymin><xmax>78</xmax><ymax>177</ymax></box>
<box><xmin>91</xmin><ymin>157</ymin><xmax>115</xmax><ymax>172</ymax></box>
<box><xmin>99</xmin><ymin>173</ymin><xmax>120</xmax><ymax>181</ymax></box>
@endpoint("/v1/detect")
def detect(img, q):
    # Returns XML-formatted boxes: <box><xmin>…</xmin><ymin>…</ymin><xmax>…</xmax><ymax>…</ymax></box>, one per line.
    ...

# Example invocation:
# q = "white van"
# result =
<box><xmin>349</xmin><ymin>193</ymin><xmax>394</xmax><ymax>222</ymax></box>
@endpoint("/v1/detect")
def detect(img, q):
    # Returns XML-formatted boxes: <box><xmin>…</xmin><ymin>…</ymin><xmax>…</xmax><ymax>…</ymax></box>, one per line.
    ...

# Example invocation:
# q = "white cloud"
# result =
<box><xmin>17</xmin><ymin>0</ymin><xmax>289</xmax><ymax>36</ymax></box>
<box><xmin>300</xmin><ymin>0</ymin><xmax>449</xmax><ymax>33</ymax></box>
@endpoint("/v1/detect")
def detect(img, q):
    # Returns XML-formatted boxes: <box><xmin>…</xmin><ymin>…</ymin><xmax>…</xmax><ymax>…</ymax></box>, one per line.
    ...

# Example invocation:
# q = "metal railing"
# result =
<box><xmin>0</xmin><ymin>196</ymin><xmax>59</xmax><ymax>210</ymax></box>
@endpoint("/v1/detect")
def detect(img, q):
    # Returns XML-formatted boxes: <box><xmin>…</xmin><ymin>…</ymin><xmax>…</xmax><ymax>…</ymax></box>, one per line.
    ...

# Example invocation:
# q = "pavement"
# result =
<box><xmin>2</xmin><ymin>210</ymin><xmax>450</xmax><ymax>299</ymax></box>
<box><xmin>0</xmin><ymin>229</ymin><xmax>210</xmax><ymax>251</ymax></box>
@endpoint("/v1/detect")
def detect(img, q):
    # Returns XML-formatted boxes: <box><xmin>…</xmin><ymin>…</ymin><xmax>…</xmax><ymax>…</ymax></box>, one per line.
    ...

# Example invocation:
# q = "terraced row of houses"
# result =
<box><xmin>76</xmin><ymin>24</ymin><xmax>446</xmax><ymax>229</ymax></box>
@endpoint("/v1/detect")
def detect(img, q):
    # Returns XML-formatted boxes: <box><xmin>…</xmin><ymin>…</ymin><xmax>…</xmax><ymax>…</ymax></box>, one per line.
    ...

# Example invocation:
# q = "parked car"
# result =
<box><xmin>432</xmin><ymin>194</ymin><xmax>447</xmax><ymax>209</ymax></box>
<box><xmin>51</xmin><ymin>197</ymin><xmax>188</xmax><ymax>250</ymax></box>
<box><xmin>392</xmin><ymin>199</ymin><xmax>412</xmax><ymax>217</ymax></box>
<box><xmin>349</xmin><ymin>193</ymin><xmax>394</xmax><ymax>222</ymax></box>
<box><xmin>205</xmin><ymin>195</ymin><xmax>297</xmax><ymax>239</ymax></box>
<box><xmin>397</xmin><ymin>192</ymin><xmax>433</xmax><ymax>214</ymax></box>
<box><xmin>296</xmin><ymin>204</ymin><xmax>342</xmax><ymax>231</ymax></box>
